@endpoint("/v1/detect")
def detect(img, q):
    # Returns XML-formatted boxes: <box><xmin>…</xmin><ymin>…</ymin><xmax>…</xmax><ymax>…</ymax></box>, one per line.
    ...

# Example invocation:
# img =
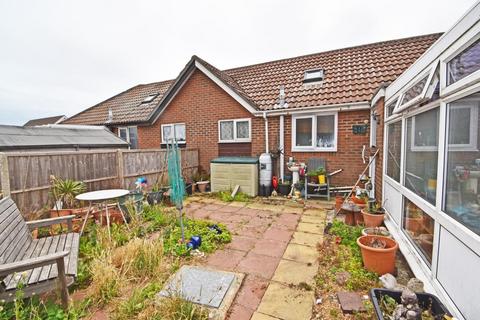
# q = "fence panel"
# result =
<box><xmin>0</xmin><ymin>148</ymin><xmax>198</xmax><ymax>218</ymax></box>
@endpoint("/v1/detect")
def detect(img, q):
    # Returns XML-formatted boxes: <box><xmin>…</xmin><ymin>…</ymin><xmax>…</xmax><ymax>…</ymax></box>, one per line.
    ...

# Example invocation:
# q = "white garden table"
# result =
<box><xmin>76</xmin><ymin>189</ymin><xmax>130</xmax><ymax>238</ymax></box>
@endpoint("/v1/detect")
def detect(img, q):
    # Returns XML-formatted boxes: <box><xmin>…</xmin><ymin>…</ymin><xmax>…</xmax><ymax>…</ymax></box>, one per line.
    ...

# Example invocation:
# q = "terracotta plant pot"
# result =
<box><xmin>362</xmin><ymin>209</ymin><xmax>385</xmax><ymax>227</ymax></box>
<box><xmin>335</xmin><ymin>196</ymin><xmax>343</xmax><ymax>212</ymax></box>
<box><xmin>94</xmin><ymin>208</ymin><xmax>124</xmax><ymax>226</ymax></box>
<box><xmin>351</xmin><ymin>196</ymin><xmax>366</xmax><ymax>205</ymax></box>
<box><xmin>362</xmin><ymin>227</ymin><xmax>391</xmax><ymax>238</ymax></box>
<box><xmin>344</xmin><ymin>211</ymin><xmax>356</xmax><ymax>226</ymax></box>
<box><xmin>50</xmin><ymin>208</ymin><xmax>73</xmax><ymax>218</ymax></box>
<box><xmin>197</xmin><ymin>181</ymin><xmax>209</xmax><ymax>193</ymax></box>
<box><xmin>354</xmin><ymin>210</ymin><xmax>364</xmax><ymax>225</ymax></box>
<box><xmin>357</xmin><ymin>235</ymin><xmax>398</xmax><ymax>275</ymax></box>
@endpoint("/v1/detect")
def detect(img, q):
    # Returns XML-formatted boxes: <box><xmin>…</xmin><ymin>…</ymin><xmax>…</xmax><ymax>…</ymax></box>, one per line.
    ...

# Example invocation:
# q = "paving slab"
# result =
<box><xmin>250</xmin><ymin>312</ymin><xmax>280</xmax><ymax>320</ymax></box>
<box><xmin>300</xmin><ymin>214</ymin><xmax>326</xmax><ymax>225</ymax></box>
<box><xmin>251</xmin><ymin>238</ymin><xmax>288</xmax><ymax>258</ymax></box>
<box><xmin>262</xmin><ymin>227</ymin><xmax>293</xmax><ymax>242</ymax></box>
<box><xmin>281</xmin><ymin>206</ymin><xmax>303</xmax><ymax>215</ymax></box>
<box><xmin>227</xmin><ymin>201</ymin><xmax>248</xmax><ymax>208</ymax></box>
<box><xmin>296</xmin><ymin>222</ymin><xmax>325</xmax><ymax>235</ymax></box>
<box><xmin>234</xmin><ymin>275</ymin><xmax>269</xmax><ymax>311</ymax></box>
<box><xmin>303</xmin><ymin>208</ymin><xmax>328</xmax><ymax>217</ymax></box>
<box><xmin>291</xmin><ymin>231</ymin><xmax>323</xmax><ymax>247</ymax></box>
<box><xmin>226</xmin><ymin>236</ymin><xmax>257</xmax><ymax>252</ymax></box>
<box><xmin>237</xmin><ymin>225</ymin><xmax>265</xmax><ymax>239</ymax></box>
<box><xmin>236</xmin><ymin>252</ymin><xmax>280</xmax><ymax>279</ymax></box>
<box><xmin>227</xmin><ymin>303</ymin><xmax>255</xmax><ymax>320</ymax></box>
<box><xmin>257</xmin><ymin>282</ymin><xmax>313</xmax><ymax>320</ymax></box>
<box><xmin>206</xmin><ymin>249</ymin><xmax>246</xmax><ymax>271</ymax></box>
<box><xmin>272</xmin><ymin>259</ymin><xmax>317</xmax><ymax>285</ymax></box>
<box><xmin>282</xmin><ymin>243</ymin><xmax>318</xmax><ymax>265</ymax></box>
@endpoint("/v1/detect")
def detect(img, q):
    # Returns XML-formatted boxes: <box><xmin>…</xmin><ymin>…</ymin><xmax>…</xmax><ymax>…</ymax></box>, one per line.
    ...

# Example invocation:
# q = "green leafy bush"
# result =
<box><xmin>163</xmin><ymin>218</ymin><xmax>231</xmax><ymax>256</ymax></box>
<box><xmin>214</xmin><ymin>191</ymin><xmax>250</xmax><ymax>203</ymax></box>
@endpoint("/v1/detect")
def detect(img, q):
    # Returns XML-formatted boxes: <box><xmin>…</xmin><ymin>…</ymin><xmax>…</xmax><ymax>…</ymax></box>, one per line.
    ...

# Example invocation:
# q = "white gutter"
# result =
<box><xmin>263</xmin><ymin>112</ymin><xmax>269</xmax><ymax>153</ymax></box>
<box><xmin>253</xmin><ymin>101</ymin><xmax>370</xmax><ymax>117</ymax></box>
<box><xmin>279</xmin><ymin>115</ymin><xmax>285</xmax><ymax>181</ymax></box>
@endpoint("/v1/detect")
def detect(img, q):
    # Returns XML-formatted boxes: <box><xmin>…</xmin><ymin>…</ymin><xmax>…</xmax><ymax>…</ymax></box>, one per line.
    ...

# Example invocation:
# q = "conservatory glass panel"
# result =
<box><xmin>405</xmin><ymin>108</ymin><xmax>439</xmax><ymax>205</ymax></box>
<box><xmin>316</xmin><ymin>115</ymin><xmax>335</xmax><ymax>148</ymax></box>
<box><xmin>447</xmin><ymin>38</ymin><xmax>480</xmax><ymax>85</ymax></box>
<box><xmin>444</xmin><ymin>93</ymin><xmax>480</xmax><ymax>236</ymax></box>
<box><xmin>400</xmin><ymin>75</ymin><xmax>428</xmax><ymax>106</ymax></box>
<box><xmin>403</xmin><ymin>198</ymin><xmax>434</xmax><ymax>264</ymax></box>
<box><xmin>386</xmin><ymin>99</ymin><xmax>397</xmax><ymax>117</ymax></box>
<box><xmin>295</xmin><ymin>118</ymin><xmax>313</xmax><ymax>147</ymax></box>
<box><xmin>386</xmin><ymin>121</ymin><xmax>402</xmax><ymax>182</ymax></box>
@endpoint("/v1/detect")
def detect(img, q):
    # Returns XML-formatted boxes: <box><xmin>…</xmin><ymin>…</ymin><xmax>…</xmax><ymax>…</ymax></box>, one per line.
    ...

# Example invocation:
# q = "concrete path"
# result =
<box><xmin>184</xmin><ymin>198</ymin><xmax>329</xmax><ymax>320</ymax></box>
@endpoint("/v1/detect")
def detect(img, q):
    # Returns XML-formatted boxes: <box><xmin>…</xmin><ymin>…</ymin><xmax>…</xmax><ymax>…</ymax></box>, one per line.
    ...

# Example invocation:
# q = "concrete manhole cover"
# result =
<box><xmin>158</xmin><ymin>265</ymin><xmax>242</xmax><ymax>309</ymax></box>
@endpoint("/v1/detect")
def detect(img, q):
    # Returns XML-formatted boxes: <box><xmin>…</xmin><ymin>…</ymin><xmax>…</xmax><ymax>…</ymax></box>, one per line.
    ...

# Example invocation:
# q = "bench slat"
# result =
<box><xmin>67</xmin><ymin>233</ymin><xmax>79</xmax><ymax>276</ymax></box>
<box><xmin>38</xmin><ymin>235</ymin><xmax>61</xmax><ymax>282</ymax></box>
<box><xmin>4</xmin><ymin>238</ymin><xmax>45</xmax><ymax>289</ymax></box>
<box><xmin>27</xmin><ymin>237</ymin><xmax>53</xmax><ymax>285</ymax></box>
<box><xmin>0</xmin><ymin>215</ymin><xmax>25</xmax><ymax>257</ymax></box>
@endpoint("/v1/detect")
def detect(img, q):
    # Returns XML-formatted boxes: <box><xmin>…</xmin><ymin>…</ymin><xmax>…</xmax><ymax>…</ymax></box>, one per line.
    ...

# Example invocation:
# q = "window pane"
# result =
<box><xmin>220</xmin><ymin>121</ymin><xmax>234</xmax><ymax>141</ymax></box>
<box><xmin>448</xmin><ymin>38</ymin><xmax>480</xmax><ymax>85</ymax></box>
<box><xmin>387</xmin><ymin>121</ymin><xmax>402</xmax><ymax>182</ymax></box>
<box><xmin>128</xmin><ymin>127</ymin><xmax>138</xmax><ymax>149</ymax></box>
<box><xmin>449</xmin><ymin>106</ymin><xmax>472</xmax><ymax>145</ymax></box>
<box><xmin>295</xmin><ymin>118</ymin><xmax>312</xmax><ymax>146</ymax></box>
<box><xmin>162</xmin><ymin>125</ymin><xmax>172</xmax><ymax>143</ymax></box>
<box><xmin>174</xmin><ymin>124</ymin><xmax>186</xmax><ymax>142</ymax></box>
<box><xmin>316</xmin><ymin>115</ymin><xmax>335</xmax><ymax>148</ymax></box>
<box><xmin>400</xmin><ymin>75</ymin><xmax>428</xmax><ymax>106</ymax></box>
<box><xmin>405</xmin><ymin>108</ymin><xmax>439</xmax><ymax>205</ymax></box>
<box><xmin>403</xmin><ymin>198</ymin><xmax>434</xmax><ymax>264</ymax></box>
<box><xmin>119</xmin><ymin>128</ymin><xmax>128</xmax><ymax>141</ymax></box>
<box><xmin>386</xmin><ymin>99</ymin><xmax>397</xmax><ymax>117</ymax></box>
<box><xmin>444</xmin><ymin>93</ymin><xmax>480</xmax><ymax>236</ymax></box>
<box><xmin>236</xmin><ymin>121</ymin><xmax>249</xmax><ymax>139</ymax></box>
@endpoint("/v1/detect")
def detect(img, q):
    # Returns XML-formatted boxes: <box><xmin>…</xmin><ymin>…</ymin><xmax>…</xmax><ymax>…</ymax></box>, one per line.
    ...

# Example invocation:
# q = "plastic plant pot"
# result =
<box><xmin>357</xmin><ymin>235</ymin><xmax>398</xmax><ymax>275</ymax></box>
<box><xmin>369</xmin><ymin>288</ymin><xmax>452</xmax><ymax>320</ymax></box>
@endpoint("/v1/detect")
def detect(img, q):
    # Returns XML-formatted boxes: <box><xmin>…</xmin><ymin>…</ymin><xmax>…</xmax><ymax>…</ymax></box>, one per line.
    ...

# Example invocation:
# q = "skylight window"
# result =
<box><xmin>304</xmin><ymin>69</ymin><xmax>324</xmax><ymax>83</ymax></box>
<box><xmin>142</xmin><ymin>93</ymin><xmax>159</xmax><ymax>103</ymax></box>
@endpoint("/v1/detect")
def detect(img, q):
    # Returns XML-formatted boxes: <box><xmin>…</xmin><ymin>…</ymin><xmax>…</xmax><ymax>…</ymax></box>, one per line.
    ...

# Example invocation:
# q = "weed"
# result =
<box><xmin>213</xmin><ymin>191</ymin><xmax>250</xmax><ymax>203</ymax></box>
<box><xmin>89</xmin><ymin>253</ymin><xmax>122</xmax><ymax>305</ymax></box>
<box><xmin>137</xmin><ymin>296</ymin><xmax>209</xmax><ymax>320</ymax></box>
<box><xmin>113</xmin><ymin>282</ymin><xmax>161</xmax><ymax>320</ymax></box>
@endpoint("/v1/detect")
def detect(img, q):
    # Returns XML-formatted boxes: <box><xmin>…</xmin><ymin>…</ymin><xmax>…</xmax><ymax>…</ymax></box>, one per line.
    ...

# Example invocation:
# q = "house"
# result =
<box><xmin>23</xmin><ymin>115</ymin><xmax>67</xmax><ymax>126</ymax></box>
<box><xmin>374</xmin><ymin>2</ymin><xmax>480</xmax><ymax>319</ymax></box>
<box><xmin>64</xmin><ymin>34</ymin><xmax>440</xmax><ymax>188</ymax></box>
<box><xmin>0</xmin><ymin>124</ymin><xmax>129</xmax><ymax>152</ymax></box>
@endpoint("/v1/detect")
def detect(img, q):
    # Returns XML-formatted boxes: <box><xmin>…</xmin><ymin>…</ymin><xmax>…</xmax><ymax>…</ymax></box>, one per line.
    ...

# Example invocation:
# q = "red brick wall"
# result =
<box><xmin>373</xmin><ymin>97</ymin><xmax>385</xmax><ymax>202</ymax></box>
<box><xmin>137</xmin><ymin>69</ymin><xmax>270</xmax><ymax>172</ymax></box>
<box><xmin>277</xmin><ymin>110</ymin><xmax>371</xmax><ymax>187</ymax></box>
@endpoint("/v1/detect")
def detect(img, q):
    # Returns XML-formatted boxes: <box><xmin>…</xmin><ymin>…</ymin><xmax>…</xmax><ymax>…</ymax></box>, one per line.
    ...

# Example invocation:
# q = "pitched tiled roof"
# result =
<box><xmin>24</xmin><ymin>115</ymin><xmax>66</xmax><ymax>126</ymax></box>
<box><xmin>65</xmin><ymin>33</ymin><xmax>441</xmax><ymax>125</ymax></box>
<box><xmin>65</xmin><ymin>80</ymin><xmax>173</xmax><ymax>125</ymax></box>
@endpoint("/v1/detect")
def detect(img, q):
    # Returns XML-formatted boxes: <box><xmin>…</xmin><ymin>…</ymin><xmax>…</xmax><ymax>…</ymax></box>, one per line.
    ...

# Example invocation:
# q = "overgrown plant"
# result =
<box><xmin>50</xmin><ymin>176</ymin><xmax>86</xmax><ymax>209</ymax></box>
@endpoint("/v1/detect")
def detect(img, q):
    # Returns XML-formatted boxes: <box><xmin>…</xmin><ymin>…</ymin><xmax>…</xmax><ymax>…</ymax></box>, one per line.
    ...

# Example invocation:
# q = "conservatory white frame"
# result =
<box><xmin>382</xmin><ymin>3</ymin><xmax>480</xmax><ymax>319</ymax></box>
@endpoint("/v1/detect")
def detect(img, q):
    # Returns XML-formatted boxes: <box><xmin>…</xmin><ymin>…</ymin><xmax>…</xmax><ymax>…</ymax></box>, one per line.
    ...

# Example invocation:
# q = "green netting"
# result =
<box><xmin>167</xmin><ymin>142</ymin><xmax>185</xmax><ymax>209</ymax></box>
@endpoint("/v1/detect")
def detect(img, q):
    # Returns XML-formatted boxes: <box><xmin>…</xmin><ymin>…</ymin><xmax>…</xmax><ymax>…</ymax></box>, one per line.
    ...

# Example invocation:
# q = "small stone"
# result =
<box><xmin>407</xmin><ymin>278</ymin><xmax>424</xmax><ymax>293</ymax></box>
<box><xmin>337</xmin><ymin>292</ymin><xmax>365</xmax><ymax>313</ymax></box>
<box><xmin>380</xmin><ymin>273</ymin><xmax>397</xmax><ymax>289</ymax></box>
<box><xmin>315</xmin><ymin>298</ymin><xmax>322</xmax><ymax>304</ymax></box>
<box><xmin>336</xmin><ymin>271</ymin><xmax>351</xmax><ymax>285</ymax></box>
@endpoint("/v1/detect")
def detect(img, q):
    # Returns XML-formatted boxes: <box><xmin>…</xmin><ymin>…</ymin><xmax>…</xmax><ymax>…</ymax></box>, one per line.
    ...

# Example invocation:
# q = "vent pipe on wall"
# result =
<box><xmin>263</xmin><ymin>111</ymin><xmax>269</xmax><ymax>153</ymax></box>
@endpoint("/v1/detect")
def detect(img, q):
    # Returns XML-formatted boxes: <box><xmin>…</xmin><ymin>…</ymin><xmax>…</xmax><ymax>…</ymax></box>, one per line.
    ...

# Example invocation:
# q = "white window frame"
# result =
<box><xmin>161</xmin><ymin>123</ymin><xmax>186</xmax><ymax>144</ymax></box>
<box><xmin>218</xmin><ymin>118</ymin><xmax>252</xmax><ymax>143</ymax></box>
<box><xmin>446</xmin><ymin>102</ymin><xmax>478</xmax><ymax>151</ymax></box>
<box><xmin>118</xmin><ymin>126</ymin><xmax>138</xmax><ymax>148</ymax></box>
<box><xmin>292</xmin><ymin>112</ymin><xmax>338</xmax><ymax>152</ymax></box>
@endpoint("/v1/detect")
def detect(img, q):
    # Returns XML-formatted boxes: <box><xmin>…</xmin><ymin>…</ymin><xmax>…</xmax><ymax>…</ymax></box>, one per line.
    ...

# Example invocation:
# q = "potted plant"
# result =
<box><xmin>307</xmin><ymin>171</ymin><xmax>319</xmax><ymax>183</ymax></box>
<box><xmin>351</xmin><ymin>189</ymin><xmax>368</xmax><ymax>207</ymax></box>
<box><xmin>362</xmin><ymin>227</ymin><xmax>391</xmax><ymax>237</ymax></box>
<box><xmin>317</xmin><ymin>167</ymin><xmax>326</xmax><ymax>184</ymax></box>
<box><xmin>361</xmin><ymin>199</ymin><xmax>385</xmax><ymax>227</ymax></box>
<box><xmin>357</xmin><ymin>235</ymin><xmax>398</xmax><ymax>275</ymax></box>
<box><xmin>196</xmin><ymin>172</ymin><xmax>210</xmax><ymax>193</ymax></box>
<box><xmin>50</xmin><ymin>176</ymin><xmax>86</xmax><ymax>218</ymax></box>
<box><xmin>277</xmin><ymin>180</ymin><xmax>291</xmax><ymax>196</ymax></box>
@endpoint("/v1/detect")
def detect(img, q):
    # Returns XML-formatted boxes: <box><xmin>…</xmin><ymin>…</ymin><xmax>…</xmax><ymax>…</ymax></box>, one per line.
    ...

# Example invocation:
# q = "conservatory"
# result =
<box><xmin>382</xmin><ymin>3</ymin><xmax>480</xmax><ymax>320</ymax></box>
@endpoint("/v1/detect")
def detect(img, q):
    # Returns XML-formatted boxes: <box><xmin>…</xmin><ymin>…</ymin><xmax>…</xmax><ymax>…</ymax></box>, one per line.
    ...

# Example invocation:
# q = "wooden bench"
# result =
<box><xmin>0</xmin><ymin>197</ymin><xmax>79</xmax><ymax>308</ymax></box>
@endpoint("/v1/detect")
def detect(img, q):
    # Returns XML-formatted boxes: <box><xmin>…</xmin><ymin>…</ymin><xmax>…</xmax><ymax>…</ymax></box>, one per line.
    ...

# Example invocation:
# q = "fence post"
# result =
<box><xmin>0</xmin><ymin>153</ymin><xmax>11</xmax><ymax>198</ymax></box>
<box><xmin>117</xmin><ymin>149</ymin><xmax>125</xmax><ymax>188</ymax></box>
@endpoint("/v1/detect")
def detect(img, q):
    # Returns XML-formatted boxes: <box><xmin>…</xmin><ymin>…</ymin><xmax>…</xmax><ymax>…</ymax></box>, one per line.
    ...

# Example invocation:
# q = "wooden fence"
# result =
<box><xmin>0</xmin><ymin>148</ymin><xmax>199</xmax><ymax>218</ymax></box>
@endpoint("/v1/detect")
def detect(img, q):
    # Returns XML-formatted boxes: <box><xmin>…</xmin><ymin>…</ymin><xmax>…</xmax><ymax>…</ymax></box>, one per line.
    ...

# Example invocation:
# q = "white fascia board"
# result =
<box><xmin>194</xmin><ymin>61</ymin><xmax>258</xmax><ymax>114</ymax></box>
<box><xmin>385</xmin><ymin>1</ymin><xmax>480</xmax><ymax>99</ymax></box>
<box><xmin>371</xmin><ymin>87</ymin><xmax>385</xmax><ymax>108</ymax></box>
<box><xmin>260</xmin><ymin>101</ymin><xmax>370</xmax><ymax>117</ymax></box>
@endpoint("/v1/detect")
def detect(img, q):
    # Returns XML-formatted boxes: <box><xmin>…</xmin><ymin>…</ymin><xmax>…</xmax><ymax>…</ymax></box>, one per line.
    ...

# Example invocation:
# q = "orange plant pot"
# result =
<box><xmin>357</xmin><ymin>235</ymin><xmax>398</xmax><ymax>275</ymax></box>
<box><xmin>335</xmin><ymin>196</ymin><xmax>343</xmax><ymax>212</ymax></box>
<box><xmin>351</xmin><ymin>196</ymin><xmax>366</xmax><ymax>205</ymax></box>
<box><xmin>354</xmin><ymin>210</ymin><xmax>364</xmax><ymax>225</ymax></box>
<box><xmin>361</xmin><ymin>209</ymin><xmax>385</xmax><ymax>228</ymax></box>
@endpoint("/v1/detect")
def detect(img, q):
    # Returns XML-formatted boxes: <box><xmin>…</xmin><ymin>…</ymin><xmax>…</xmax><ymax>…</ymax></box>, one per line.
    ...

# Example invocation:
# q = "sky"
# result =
<box><xmin>0</xmin><ymin>0</ymin><xmax>476</xmax><ymax>125</ymax></box>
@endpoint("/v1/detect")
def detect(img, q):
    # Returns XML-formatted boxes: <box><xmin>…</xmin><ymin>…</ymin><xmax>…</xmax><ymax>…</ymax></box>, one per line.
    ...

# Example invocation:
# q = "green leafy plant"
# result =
<box><xmin>316</xmin><ymin>166</ymin><xmax>326</xmax><ymax>175</ymax></box>
<box><xmin>114</xmin><ymin>282</ymin><xmax>162</xmax><ymax>320</ymax></box>
<box><xmin>50</xmin><ymin>176</ymin><xmax>86</xmax><ymax>209</ymax></box>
